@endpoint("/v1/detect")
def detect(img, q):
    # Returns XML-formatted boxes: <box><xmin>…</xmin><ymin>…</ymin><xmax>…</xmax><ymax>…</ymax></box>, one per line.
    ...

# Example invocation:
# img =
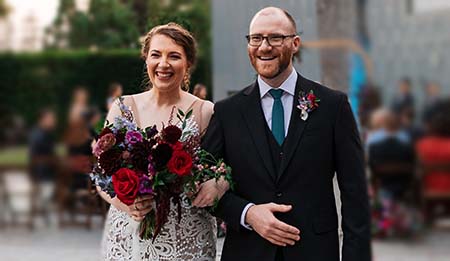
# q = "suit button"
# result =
<box><xmin>279</xmin><ymin>152</ymin><xmax>283</xmax><ymax>158</ymax></box>
<box><xmin>276</xmin><ymin>192</ymin><xmax>282</xmax><ymax>198</ymax></box>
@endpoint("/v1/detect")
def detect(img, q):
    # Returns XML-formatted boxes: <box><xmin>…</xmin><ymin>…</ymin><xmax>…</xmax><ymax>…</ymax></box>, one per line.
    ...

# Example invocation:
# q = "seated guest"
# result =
<box><xmin>417</xmin><ymin>98</ymin><xmax>450</xmax><ymax>194</ymax></box>
<box><xmin>368</xmin><ymin>108</ymin><xmax>415</xmax><ymax>199</ymax></box>
<box><xmin>29</xmin><ymin>108</ymin><xmax>58</xmax><ymax>220</ymax></box>
<box><xmin>368</xmin><ymin>108</ymin><xmax>420</xmax><ymax>238</ymax></box>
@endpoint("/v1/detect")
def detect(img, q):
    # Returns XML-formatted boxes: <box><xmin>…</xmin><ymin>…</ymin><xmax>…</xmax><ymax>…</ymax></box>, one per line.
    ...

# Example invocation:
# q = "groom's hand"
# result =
<box><xmin>246</xmin><ymin>203</ymin><xmax>301</xmax><ymax>247</ymax></box>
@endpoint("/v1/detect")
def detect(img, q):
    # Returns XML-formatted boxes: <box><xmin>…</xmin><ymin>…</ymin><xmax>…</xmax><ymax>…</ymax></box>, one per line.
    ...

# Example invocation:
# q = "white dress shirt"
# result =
<box><xmin>258</xmin><ymin>68</ymin><xmax>297</xmax><ymax>136</ymax></box>
<box><xmin>240</xmin><ymin>68</ymin><xmax>298</xmax><ymax>229</ymax></box>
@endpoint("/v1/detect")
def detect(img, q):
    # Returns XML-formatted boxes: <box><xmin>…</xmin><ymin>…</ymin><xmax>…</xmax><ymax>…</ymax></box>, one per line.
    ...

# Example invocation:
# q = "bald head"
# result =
<box><xmin>250</xmin><ymin>7</ymin><xmax>297</xmax><ymax>34</ymax></box>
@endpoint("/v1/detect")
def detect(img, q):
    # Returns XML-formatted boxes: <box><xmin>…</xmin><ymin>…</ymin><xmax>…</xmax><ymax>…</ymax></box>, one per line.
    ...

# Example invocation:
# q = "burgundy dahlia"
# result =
<box><xmin>151</xmin><ymin>143</ymin><xmax>173</xmax><ymax>170</ymax></box>
<box><xmin>161</xmin><ymin>125</ymin><xmax>182</xmax><ymax>144</ymax></box>
<box><xmin>115</xmin><ymin>130</ymin><xmax>126</xmax><ymax>144</ymax></box>
<box><xmin>98</xmin><ymin>149</ymin><xmax>122</xmax><ymax>175</ymax></box>
<box><xmin>130</xmin><ymin>140</ymin><xmax>152</xmax><ymax>172</ymax></box>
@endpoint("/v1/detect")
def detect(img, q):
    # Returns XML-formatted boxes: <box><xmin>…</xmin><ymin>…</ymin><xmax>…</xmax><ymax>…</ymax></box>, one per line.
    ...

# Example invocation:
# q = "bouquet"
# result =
<box><xmin>91</xmin><ymin>97</ymin><xmax>232</xmax><ymax>241</ymax></box>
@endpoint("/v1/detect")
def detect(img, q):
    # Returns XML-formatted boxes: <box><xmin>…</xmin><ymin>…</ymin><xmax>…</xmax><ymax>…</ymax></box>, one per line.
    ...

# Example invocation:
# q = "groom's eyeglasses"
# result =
<box><xmin>246</xmin><ymin>34</ymin><xmax>297</xmax><ymax>47</ymax></box>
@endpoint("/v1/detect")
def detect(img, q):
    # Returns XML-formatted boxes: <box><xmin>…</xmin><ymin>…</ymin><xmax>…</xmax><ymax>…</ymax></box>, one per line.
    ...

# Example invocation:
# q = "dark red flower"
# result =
<box><xmin>307</xmin><ymin>93</ymin><xmax>316</xmax><ymax>103</ymax></box>
<box><xmin>99</xmin><ymin>148</ymin><xmax>122</xmax><ymax>176</ymax></box>
<box><xmin>115</xmin><ymin>130</ymin><xmax>126</xmax><ymax>144</ymax></box>
<box><xmin>112</xmin><ymin>168</ymin><xmax>140</xmax><ymax>205</ymax></box>
<box><xmin>99</xmin><ymin>127</ymin><xmax>113</xmax><ymax>139</ymax></box>
<box><xmin>171</xmin><ymin>141</ymin><xmax>183</xmax><ymax>151</ymax></box>
<box><xmin>161</xmin><ymin>125</ymin><xmax>182</xmax><ymax>144</ymax></box>
<box><xmin>167</xmin><ymin>149</ymin><xmax>193</xmax><ymax>176</ymax></box>
<box><xmin>130</xmin><ymin>140</ymin><xmax>152</xmax><ymax>172</ymax></box>
<box><xmin>151</xmin><ymin>143</ymin><xmax>173</xmax><ymax>170</ymax></box>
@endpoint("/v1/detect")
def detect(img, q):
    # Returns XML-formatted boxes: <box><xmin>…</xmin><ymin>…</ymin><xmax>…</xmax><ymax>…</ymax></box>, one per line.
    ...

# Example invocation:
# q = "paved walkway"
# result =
<box><xmin>1</xmin><ymin>226</ymin><xmax>450</xmax><ymax>260</ymax></box>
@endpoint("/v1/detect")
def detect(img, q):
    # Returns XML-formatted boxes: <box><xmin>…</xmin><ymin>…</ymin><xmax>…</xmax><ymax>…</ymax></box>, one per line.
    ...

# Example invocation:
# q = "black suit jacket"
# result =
<box><xmin>202</xmin><ymin>74</ymin><xmax>371</xmax><ymax>261</ymax></box>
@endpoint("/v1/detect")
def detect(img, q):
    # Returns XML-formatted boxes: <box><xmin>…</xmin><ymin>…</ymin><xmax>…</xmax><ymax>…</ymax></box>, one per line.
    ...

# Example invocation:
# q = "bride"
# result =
<box><xmin>98</xmin><ymin>23</ymin><xmax>229</xmax><ymax>260</ymax></box>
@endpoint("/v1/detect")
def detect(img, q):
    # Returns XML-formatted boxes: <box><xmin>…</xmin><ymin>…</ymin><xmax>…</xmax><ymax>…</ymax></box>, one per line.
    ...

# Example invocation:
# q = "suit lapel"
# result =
<box><xmin>240</xmin><ymin>81</ymin><xmax>277</xmax><ymax>181</ymax></box>
<box><xmin>277</xmin><ymin>74</ymin><xmax>310</xmax><ymax>180</ymax></box>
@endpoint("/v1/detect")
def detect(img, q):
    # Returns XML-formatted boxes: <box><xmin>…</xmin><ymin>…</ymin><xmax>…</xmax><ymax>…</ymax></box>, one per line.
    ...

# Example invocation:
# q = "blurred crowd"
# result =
<box><xmin>1</xmin><ymin>78</ymin><xmax>449</xmax><ymax>241</ymax></box>
<box><xmin>359</xmin><ymin>78</ymin><xmax>450</xmax><ymax>239</ymax></box>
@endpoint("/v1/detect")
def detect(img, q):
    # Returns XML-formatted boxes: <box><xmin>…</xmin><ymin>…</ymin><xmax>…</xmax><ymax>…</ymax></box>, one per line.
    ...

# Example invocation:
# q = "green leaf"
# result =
<box><xmin>185</xmin><ymin>109</ymin><xmax>193</xmax><ymax>119</ymax></box>
<box><xmin>178</xmin><ymin>109</ymin><xmax>185</xmax><ymax>117</ymax></box>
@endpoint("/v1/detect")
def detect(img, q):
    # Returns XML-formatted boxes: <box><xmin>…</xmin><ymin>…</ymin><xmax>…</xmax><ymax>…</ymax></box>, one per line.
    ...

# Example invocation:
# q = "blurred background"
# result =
<box><xmin>0</xmin><ymin>0</ymin><xmax>449</xmax><ymax>260</ymax></box>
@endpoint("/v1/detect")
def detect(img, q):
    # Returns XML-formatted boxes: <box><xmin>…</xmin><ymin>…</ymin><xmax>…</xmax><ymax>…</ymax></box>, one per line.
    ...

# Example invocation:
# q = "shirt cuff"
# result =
<box><xmin>240</xmin><ymin>203</ymin><xmax>255</xmax><ymax>230</ymax></box>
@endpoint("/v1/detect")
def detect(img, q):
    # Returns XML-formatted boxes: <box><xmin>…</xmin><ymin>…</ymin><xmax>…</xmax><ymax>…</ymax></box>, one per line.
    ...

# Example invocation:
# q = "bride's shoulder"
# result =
<box><xmin>123</xmin><ymin>90</ymin><xmax>151</xmax><ymax>105</ymax></box>
<box><xmin>183</xmin><ymin>92</ymin><xmax>214</xmax><ymax>114</ymax></box>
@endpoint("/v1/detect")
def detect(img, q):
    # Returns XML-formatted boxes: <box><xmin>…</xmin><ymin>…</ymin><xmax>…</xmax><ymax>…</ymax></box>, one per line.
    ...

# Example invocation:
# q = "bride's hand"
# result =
<box><xmin>192</xmin><ymin>177</ymin><xmax>230</xmax><ymax>208</ymax></box>
<box><xmin>113</xmin><ymin>195</ymin><xmax>153</xmax><ymax>222</ymax></box>
<box><xmin>130</xmin><ymin>195</ymin><xmax>154</xmax><ymax>222</ymax></box>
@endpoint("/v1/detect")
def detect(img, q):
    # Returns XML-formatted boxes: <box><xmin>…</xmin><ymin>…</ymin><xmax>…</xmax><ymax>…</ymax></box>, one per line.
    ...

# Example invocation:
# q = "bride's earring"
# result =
<box><xmin>182</xmin><ymin>69</ymin><xmax>191</xmax><ymax>91</ymax></box>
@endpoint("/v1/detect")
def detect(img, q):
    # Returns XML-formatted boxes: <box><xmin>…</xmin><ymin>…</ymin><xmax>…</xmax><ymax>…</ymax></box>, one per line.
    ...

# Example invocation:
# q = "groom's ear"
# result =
<box><xmin>292</xmin><ymin>35</ymin><xmax>301</xmax><ymax>53</ymax></box>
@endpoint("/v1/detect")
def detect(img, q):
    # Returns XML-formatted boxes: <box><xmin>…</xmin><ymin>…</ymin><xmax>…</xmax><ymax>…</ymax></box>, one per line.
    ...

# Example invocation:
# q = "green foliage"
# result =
<box><xmin>47</xmin><ymin>0</ymin><xmax>140</xmax><ymax>49</ymax></box>
<box><xmin>0</xmin><ymin>50</ymin><xmax>145</xmax><ymax>130</ymax></box>
<box><xmin>0</xmin><ymin>0</ymin><xmax>9</xmax><ymax>17</ymax></box>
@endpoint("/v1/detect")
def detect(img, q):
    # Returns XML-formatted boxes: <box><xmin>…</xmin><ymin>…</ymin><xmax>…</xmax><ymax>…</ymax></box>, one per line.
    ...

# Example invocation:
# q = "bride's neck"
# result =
<box><xmin>150</xmin><ymin>87</ymin><xmax>183</xmax><ymax>106</ymax></box>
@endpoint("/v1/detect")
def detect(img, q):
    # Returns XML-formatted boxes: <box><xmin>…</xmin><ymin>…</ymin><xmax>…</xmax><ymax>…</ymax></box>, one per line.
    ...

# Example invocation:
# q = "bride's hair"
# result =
<box><xmin>141</xmin><ymin>23</ymin><xmax>197</xmax><ymax>91</ymax></box>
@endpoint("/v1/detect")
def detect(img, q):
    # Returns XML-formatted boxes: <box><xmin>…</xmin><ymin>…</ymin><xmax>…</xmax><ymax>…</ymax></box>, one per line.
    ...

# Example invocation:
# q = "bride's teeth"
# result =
<box><xmin>157</xmin><ymin>72</ymin><xmax>172</xmax><ymax>77</ymax></box>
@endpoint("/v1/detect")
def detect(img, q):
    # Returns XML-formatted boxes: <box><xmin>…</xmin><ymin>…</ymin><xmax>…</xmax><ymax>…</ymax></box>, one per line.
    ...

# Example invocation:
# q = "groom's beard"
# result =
<box><xmin>250</xmin><ymin>47</ymin><xmax>293</xmax><ymax>80</ymax></box>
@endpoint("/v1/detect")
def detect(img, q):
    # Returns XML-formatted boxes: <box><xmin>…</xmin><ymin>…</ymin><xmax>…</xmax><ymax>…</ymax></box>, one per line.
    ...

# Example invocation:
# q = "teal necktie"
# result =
<box><xmin>269</xmin><ymin>89</ymin><xmax>285</xmax><ymax>145</ymax></box>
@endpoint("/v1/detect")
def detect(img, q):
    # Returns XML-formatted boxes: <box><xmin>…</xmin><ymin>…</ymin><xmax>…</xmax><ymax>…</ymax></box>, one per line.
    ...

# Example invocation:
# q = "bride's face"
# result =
<box><xmin>146</xmin><ymin>34</ymin><xmax>189</xmax><ymax>92</ymax></box>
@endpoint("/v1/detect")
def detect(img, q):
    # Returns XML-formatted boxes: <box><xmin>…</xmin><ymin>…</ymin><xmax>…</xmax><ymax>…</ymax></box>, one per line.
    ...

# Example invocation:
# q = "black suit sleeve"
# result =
<box><xmin>334</xmin><ymin>94</ymin><xmax>372</xmax><ymax>261</ymax></box>
<box><xmin>202</xmin><ymin>103</ymin><xmax>250</xmax><ymax>232</ymax></box>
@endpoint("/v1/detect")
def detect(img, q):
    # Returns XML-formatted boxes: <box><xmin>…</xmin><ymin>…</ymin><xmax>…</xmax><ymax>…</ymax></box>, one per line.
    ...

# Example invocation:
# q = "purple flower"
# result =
<box><xmin>147</xmin><ymin>161</ymin><xmax>156</xmax><ymax>176</ymax></box>
<box><xmin>139</xmin><ymin>175</ymin><xmax>153</xmax><ymax>194</ymax></box>
<box><xmin>145</xmin><ymin>125</ymin><xmax>158</xmax><ymax>139</ymax></box>
<box><xmin>125</xmin><ymin>130</ymin><xmax>143</xmax><ymax>145</ymax></box>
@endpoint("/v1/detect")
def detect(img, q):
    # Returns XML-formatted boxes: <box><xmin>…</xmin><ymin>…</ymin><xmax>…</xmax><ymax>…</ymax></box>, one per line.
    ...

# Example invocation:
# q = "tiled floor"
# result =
<box><xmin>1</xmin><ymin>226</ymin><xmax>450</xmax><ymax>260</ymax></box>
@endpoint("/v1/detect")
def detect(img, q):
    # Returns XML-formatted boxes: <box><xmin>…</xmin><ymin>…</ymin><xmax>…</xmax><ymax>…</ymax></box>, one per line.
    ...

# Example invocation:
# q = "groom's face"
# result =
<box><xmin>247</xmin><ymin>11</ymin><xmax>300</xmax><ymax>82</ymax></box>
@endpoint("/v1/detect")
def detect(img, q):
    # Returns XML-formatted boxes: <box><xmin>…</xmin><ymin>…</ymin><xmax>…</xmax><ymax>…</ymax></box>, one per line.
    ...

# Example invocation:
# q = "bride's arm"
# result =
<box><xmin>191</xmin><ymin>177</ymin><xmax>230</xmax><ymax>208</ymax></box>
<box><xmin>96</xmin><ymin>186</ymin><xmax>129</xmax><ymax>212</ymax></box>
<box><xmin>192</xmin><ymin>100</ymin><xmax>231</xmax><ymax>208</ymax></box>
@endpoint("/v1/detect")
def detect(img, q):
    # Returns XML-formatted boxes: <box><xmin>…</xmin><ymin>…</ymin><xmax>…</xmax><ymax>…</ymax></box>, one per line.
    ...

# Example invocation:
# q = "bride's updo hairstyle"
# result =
<box><xmin>141</xmin><ymin>22</ymin><xmax>197</xmax><ymax>91</ymax></box>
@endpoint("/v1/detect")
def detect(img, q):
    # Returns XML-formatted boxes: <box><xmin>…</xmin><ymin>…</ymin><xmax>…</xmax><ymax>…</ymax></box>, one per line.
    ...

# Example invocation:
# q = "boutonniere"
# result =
<box><xmin>297</xmin><ymin>90</ymin><xmax>320</xmax><ymax>121</ymax></box>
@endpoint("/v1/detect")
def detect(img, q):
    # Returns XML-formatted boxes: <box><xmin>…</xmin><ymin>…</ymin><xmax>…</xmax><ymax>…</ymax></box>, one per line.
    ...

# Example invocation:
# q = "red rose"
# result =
<box><xmin>171</xmin><ymin>141</ymin><xmax>183</xmax><ymax>151</ymax></box>
<box><xmin>167</xmin><ymin>149</ymin><xmax>193</xmax><ymax>176</ymax></box>
<box><xmin>112</xmin><ymin>168</ymin><xmax>140</xmax><ymax>205</ymax></box>
<box><xmin>307</xmin><ymin>93</ymin><xmax>316</xmax><ymax>102</ymax></box>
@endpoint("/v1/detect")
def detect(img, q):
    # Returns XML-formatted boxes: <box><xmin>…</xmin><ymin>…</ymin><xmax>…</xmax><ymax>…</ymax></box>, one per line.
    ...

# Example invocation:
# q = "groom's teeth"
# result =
<box><xmin>259</xmin><ymin>56</ymin><xmax>275</xmax><ymax>60</ymax></box>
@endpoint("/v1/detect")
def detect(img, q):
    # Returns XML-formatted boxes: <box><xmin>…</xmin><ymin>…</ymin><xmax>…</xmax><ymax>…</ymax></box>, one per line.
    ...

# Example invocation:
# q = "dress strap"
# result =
<box><xmin>186</xmin><ymin>99</ymin><xmax>206</xmax><ymax>134</ymax></box>
<box><xmin>197</xmin><ymin>100</ymin><xmax>206</xmax><ymax>134</ymax></box>
<box><xmin>125</xmin><ymin>96</ymin><xmax>141</xmax><ymax>128</ymax></box>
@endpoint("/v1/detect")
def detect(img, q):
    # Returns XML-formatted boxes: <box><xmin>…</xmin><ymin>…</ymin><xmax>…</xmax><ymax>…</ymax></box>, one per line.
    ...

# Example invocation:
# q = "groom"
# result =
<box><xmin>202</xmin><ymin>7</ymin><xmax>371</xmax><ymax>261</ymax></box>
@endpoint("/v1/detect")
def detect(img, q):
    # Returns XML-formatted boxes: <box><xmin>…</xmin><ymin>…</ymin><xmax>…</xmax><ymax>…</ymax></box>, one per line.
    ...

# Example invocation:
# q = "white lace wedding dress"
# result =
<box><xmin>101</xmin><ymin>94</ymin><xmax>217</xmax><ymax>260</ymax></box>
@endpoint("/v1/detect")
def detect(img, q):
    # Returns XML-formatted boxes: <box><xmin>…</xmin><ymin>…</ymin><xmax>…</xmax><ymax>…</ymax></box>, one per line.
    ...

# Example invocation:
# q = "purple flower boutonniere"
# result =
<box><xmin>297</xmin><ymin>90</ymin><xmax>320</xmax><ymax>121</ymax></box>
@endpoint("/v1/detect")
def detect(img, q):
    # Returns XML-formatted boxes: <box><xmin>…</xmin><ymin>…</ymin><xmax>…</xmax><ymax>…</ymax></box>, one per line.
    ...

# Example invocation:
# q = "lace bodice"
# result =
<box><xmin>102</xmin><ymin>195</ymin><xmax>216</xmax><ymax>260</ymax></box>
